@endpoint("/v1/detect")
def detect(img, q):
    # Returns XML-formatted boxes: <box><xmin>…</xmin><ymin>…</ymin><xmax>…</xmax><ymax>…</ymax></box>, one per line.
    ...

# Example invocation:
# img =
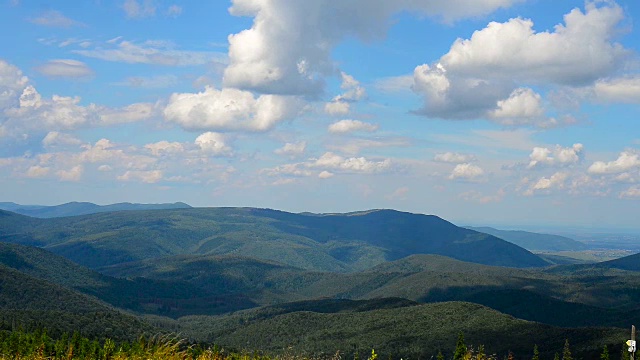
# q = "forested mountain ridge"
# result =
<box><xmin>465</xmin><ymin>226</ymin><xmax>588</xmax><ymax>251</ymax></box>
<box><xmin>0</xmin><ymin>201</ymin><xmax>191</xmax><ymax>218</ymax></box>
<box><xmin>0</xmin><ymin>207</ymin><xmax>548</xmax><ymax>270</ymax></box>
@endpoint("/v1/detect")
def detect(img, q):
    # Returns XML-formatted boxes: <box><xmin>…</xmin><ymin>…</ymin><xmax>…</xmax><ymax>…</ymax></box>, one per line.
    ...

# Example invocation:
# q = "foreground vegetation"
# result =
<box><xmin>0</xmin><ymin>329</ymin><xmax>631</xmax><ymax>360</ymax></box>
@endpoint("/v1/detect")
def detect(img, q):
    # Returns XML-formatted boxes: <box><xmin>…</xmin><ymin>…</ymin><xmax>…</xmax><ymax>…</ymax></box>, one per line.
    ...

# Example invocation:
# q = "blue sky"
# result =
<box><xmin>1</xmin><ymin>0</ymin><xmax>639</xmax><ymax>229</ymax></box>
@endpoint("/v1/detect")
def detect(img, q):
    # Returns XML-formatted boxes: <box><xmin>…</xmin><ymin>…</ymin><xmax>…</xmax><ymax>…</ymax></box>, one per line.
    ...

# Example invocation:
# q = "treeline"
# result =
<box><xmin>0</xmin><ymin>329</ymin><xmax>632</xmax><ymax>360</ymax></box>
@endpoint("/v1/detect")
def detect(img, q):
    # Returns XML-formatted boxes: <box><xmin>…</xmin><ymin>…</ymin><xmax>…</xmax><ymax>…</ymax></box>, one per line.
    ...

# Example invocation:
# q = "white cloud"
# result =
<box><xmin>123</xmin><ymin>0</ymin><xmax>156</xmax><ymax>19</ymax></box>
<box><xmin>194</xmin><ymin>132</ymin><xmax>232</xmax><ymax>156</ymax></box>
<box><xmin>274</xmin><ymin>142</ymin><xmax>306</xmax><ymax>157</ymax></box>
<box><xmin>164</xmin><ymin>86</ymin><xmax>302</xmax><ymax>132</ymax></box>
<box><xmin>318</xmin><ymin>170</ymin><xmax>334</xmax><ymax>179</ymax></box>
<box><xmin>324</xmin><ymin>101</ymin><xmax>350</xmax><ymax>116</ymax></box>
<box><xmin>117</xmin><ymin>169</ymin><xmax>163</xmax><ymax>183</ymax></box>
<box><xmin>30</xmin><ymin>10</ymin><xmax>83</xmax><ymax>28</ymax></box>
<box><xmin>57</xmin><ymin>165</ymin><xmax>83</xmax><ymax>181</ymax></box>
<box><xmin>42</xmin><ymin>132</ymin><xmax>82</xmax><ymax>148</ymax></box>
<box><xmin>386</xmin><ymin>186</ymin><xmax>409</xmax><ymax>200</ymax></box>
<box><xmin>412</xmin><ymin>2</ymin><xmax>628</xmax><ymax>124</ymax></box>
<box><xmin>326</xmin><ymin>137</ymin><xmax>411</xmax><ymax>156</ymax></box>
<box><xmin>525</xmin><ymin>172</ymin><xmax>568</xmax><ymax>195</ymax></box>
<box><xmin>73</xmin><ymin>38</ymin><xmax>225</xmax><ymax>67</ymax></box>
<box><xmin>0</xmin><ymin>60</ymin><xmax>28</xmax><ymax>110</ymax></box>
<box><xmin>113</xmin><ymin>74</ymin><xmax>179</xmax><ymax>88</ymax></box>
<box><xmin>328</xmin><ymin>120</ymin><xmax>379</xmax><ymax>134</ymax></box>
<box><xmin>528</xmin><ymin>143</ymin><xmax>584</xmax><ymax>168</ymax></box>
<box><xmin>593</xmin><ymin>76</ymin><xmax>640</xmax><ymax>104</ymax></box>
<box><xmin>26</xmin><ymin>165</ymin><xmax>50</xmax><ymax>178</ymax></box>
<box><xmin>620</xmin><ymin>186</ymin><xmax>640</xmax><ymax>199</ymax></box>
<box><xmin>36</xmin><ymin>59</ymin><xmax>93</xmax><ymax>79</ymax></box>
<box><xmin>449</xmin><ymin>163</ymin><xmax>484</xmax><ymax>180</ymax></box>
<box><xmin>99</xmin><ymin>103</ymin><xmax>156</xmax><ymax>125</ymax></box>
<box><xmin>588</xmin><ymin>151</ymin><xmax>640</xmax><ymax>174</ymax></box>
<box><xmin>224</xmin><ymin>0</ymin><xmax>523</xmax><ymax>95</ymax></box>
<box><xmin>311</xmin><ymin>152</ymin><xmax>392</xmax><ymax>174</ymax></box>
<box><xmin>144</xmin><ymin>141</ymin><xmax>185</xmax><ymax>156</ymax></box>
<box><xmin>434</xmin><ymin>152</ymin><xmax>476</xmax><ymax>163</ymax></box>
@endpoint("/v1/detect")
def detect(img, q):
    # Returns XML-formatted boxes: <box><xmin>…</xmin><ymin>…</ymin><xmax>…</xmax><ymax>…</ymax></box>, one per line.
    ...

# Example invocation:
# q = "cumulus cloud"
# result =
<box><xmin>36</xmin><ymin>59</ymin><xmax>93</xmax><ymax>79</ymax></box>
<box><xmin>448</xmin><ymin>163</ymin><xmax>484</xmax><ymax>180</ymax></box>
<box><xmin>57</xmin><ymin>165</ymin><xmax>83</xmax><ymax>181</ymax></box>
<box><xmin>311</xmin><ymin>152</ymin><xmax>392</xmax><ymax>173</ymax></box>
<box><xmin>328</xmin><ymin>120</ymin><xmax>379</xmax><ymax>134</ymax></box>
<box><xmin>434</xmin><ymin>152</ymin><xmax>476</xmax><ymax>163</ymax></box>
<box><xmin>620</xmin><ymin>186</ymin><xmax>640</xmax><ymax>199</ymax></box>
<box><xmin>528</xmin><ymin>143</ymin><xmax>584</xmax><ymax>168</ymax></box>
<box><xmin>144</xmin><ymin>140</ymin><xmax>185</xmax><ymax>156</ymax></box>
<box><xmin>164</xmin><ymin>86</ymin><xmax>302</xmax><ymax>132</ymax></box>
<box><xmin>524</xmin><ymin>172</ymin><xmax>568</xmax><ymax>195</ymax></box>
<box><xmin>117</xmin><ymin>170</ymin><xmax>163</xmax><ymax>183</ymax></box>
<box><xmin>274</xmin><ymin>141</ymin><xmax>306</xmax><ymax>157</ymax></box>
<box><xmin>224</xmin><ymin>0</ymin><xmax>523</xmax><ymax>96</ymax></box>
<box><xmin>588</xmin><ymin>151</ymin><xmax>640</xmax><ymax>174</ymax></box>
<box><xmin>0</xmin><ymin>60</ymin><xmax>29</xmax><ymax>110</ymax></box>
<box><xmin>42</xmin><ymin>132</ymin><xmax>83</xmax><ymax>148</ymax></box>
<box><xmin>318</xmin><ymin>170</ymin><xmax>334</xmax><ymax>179</ymax></box>
<box><xmin>194</xmin><ymin>132</ymin><xmax>233</xmax><ymax>156</ymax></box>
<box><xmin>26</xmin><ymin>165</ymin><xmax>50</xmax><ymax>178</ymax></box>
<box><xmin>412</xmin><ymin>2</ymin><xmax>628</xmax><ymax>125</ymax></box>
<box><xmin>324</xmin><ymin>101</ymin><xmax>350</xmax><ymax>116</ymax></box>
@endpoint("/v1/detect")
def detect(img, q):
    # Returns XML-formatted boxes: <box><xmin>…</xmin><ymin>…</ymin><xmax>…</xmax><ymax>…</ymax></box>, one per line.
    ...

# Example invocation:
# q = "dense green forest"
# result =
<box><xmin>0</xmin><ymin>207</ymin><xmax>639</xmax><ymax>359</ymax></box>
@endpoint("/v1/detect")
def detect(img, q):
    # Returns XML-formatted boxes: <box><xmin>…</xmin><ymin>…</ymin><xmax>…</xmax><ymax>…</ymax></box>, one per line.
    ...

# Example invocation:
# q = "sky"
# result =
<box><xmin>1</xmin><ymin>0</ymin><xmax>640</xmax><ymax>229</ymax></box>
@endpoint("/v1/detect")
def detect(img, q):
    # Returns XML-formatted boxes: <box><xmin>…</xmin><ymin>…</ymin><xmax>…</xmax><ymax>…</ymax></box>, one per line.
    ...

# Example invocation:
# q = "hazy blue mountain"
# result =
<box><xmin>465</xmin><ymin>226</ymin><xmax>588</xmax><ymax>251</ymax></box>
<box><xmin>596</xmin><ymin>252</ymin><xmax>640</xmax><ymax>271</ymax></box>
<box><xmin>0</xmin><ymin>207</ymin><xmax>548</xmax><ymax>270</ymax></box>
<box><xmin>0</xmin><ymin>201</ymin><xmax>191</xmax><ymax>218</ymax></box>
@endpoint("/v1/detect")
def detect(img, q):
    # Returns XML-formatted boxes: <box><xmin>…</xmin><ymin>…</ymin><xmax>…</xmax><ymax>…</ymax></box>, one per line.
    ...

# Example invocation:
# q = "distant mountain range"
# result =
<box><xmin>0</xmin><ymin>204</ymin><xmax>638</xmax><ymax>357</ymax></box>
<box><xmin>0</xmin><ymin>201</ymin><xmax>191</xmax><ymax>218</ymax></box>
<box><xmin>465</xmin><ymin>226</ymin><xmax>587</xmax><ymax>251</ymax></box>
<box><xmin>0</xmin><ymin>207</ymin><xmax>548</xmax><ymax>269</ymax></box>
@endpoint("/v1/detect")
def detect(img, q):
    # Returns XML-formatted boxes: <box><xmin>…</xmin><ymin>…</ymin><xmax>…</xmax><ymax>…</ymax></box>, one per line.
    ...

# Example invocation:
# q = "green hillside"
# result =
<box><xmin>0</xmin><ymin>207</ymin><xmax>548</xmax><ymax>270</ymax></box>
<box><xmin>598</xmin><ymin>252</ymin><xmax>640</xmax><ymax>271</ymax></box>
<box><xmin>0</xmin><ymin>242</ymin><xmax>257</xmax><ymax>317</ymax></box>
<box><xmin>466</xmin><ymin>226</ymin><xmax>588</xmax><ymax>251</ymax></box>
<box><xmin>176</xmin><ymin>301</ymin><xmax>624</xmax><ymax>359</ymax></box>
<box><xmin>0</xmin><ymin>264</ymin><xmax>152</xmax><ymax>339</ymax></box>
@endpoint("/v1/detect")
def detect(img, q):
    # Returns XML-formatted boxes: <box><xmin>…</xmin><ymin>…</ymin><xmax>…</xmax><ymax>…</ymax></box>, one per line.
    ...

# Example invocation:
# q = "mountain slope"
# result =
<box><xmin>0</xmin><ymin>264</ymin><xmax>153</xmax><ymax>339</ymax></box>
<box><xmin>0</xmin><ymin>207</ymin><xmax>548</xmax><ymax>270</ymax></box>
<box><xmin>0</xmin><ymin>242</ymin><xmax>257</xmax><ymax>317</ymax></box>
<box><xmin>598</xmin><ymin>252</ymin><xmax>640</xmax><ymax>271</ymax></box>
<box><xmin>177</xmin><ymin>301</ymin><xmax>624</xmax><ymax>359</ymax></box>
<box><xmin>465</xmin><ymin>226</ymin><xmax>587</xmax><ymax>251</ymax></box>
<box><xmin>0</xmin><ymin>201</ymin><xmax>191</xmax><ymax>218</ymax></box>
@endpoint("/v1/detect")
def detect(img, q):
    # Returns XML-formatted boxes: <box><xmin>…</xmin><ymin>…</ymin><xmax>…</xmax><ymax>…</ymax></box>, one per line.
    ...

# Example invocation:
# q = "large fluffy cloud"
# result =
<box><xmin>224</xmin><ymin>0</ymin><xmax>525</xmax><ymax>96</ymax></box>
<box><xmin>412</xmin><ymin>2</ymin><xmax>628</xmax><ymax>126</ymax></box>
<box><xmin>528</xmin><ymin>144</ymin><xmax>584</xmax><ymax>168</ymax></box>
<box><xmin>588</xmin><ymin>151</ymin><xmax>640</xmax><ymax>174</ymax></box>
<box><xmin>163</xmin><ymin>86</ymin><xmax>302</xmax><ymax>132</ymax></box>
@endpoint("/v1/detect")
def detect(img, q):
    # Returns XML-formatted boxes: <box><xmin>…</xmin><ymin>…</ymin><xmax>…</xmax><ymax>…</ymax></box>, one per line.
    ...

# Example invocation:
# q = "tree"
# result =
<box><xmin>554</xmin><ymin>352</ymin><xmax>560</xmax><ymax>360</ymax></box>
<box><xmin>532</xmin><ymin>345</ymin><xmax>539</xmax><ymax>360</ymax></box>
<box><xmin>600</xmin><ymin>345</ymin><xmax>609</xmax><ymax>360</ymax></box>
<box><xmin>562</xmin><ymin>339</ymin><xmax>572</xmax><ymax>360</ymax></box>
<box><xmin>453</xmin><ymin>332</ymin><xmax>467</xmax><ymax>360</ymax></box>
<box><xmin>622</xmin><ymin>343</ymin><xmax>631</xmax><ymax>360</ymax></box>
<box><xmin>437</xmin><ymin>350</ymin><xmax>444</xmax><ymax>360</ymax></box>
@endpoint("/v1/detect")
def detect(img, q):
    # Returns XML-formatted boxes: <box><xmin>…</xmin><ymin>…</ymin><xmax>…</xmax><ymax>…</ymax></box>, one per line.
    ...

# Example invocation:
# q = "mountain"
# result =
<box><xmin>0</xmin><ymin>207</ymin><xmax>548</xmax><ymax>270</ymax></box>
<box><xmin>465</xmin><ymin>226</ymin><xmax>588</xmax><ymax>251</ymax></box>
<box><xmin>598</xmin><ymin>252</ymin><xmax>640</xmax><ymax>271</ymax></box>
<box><xmin>176</xmin><ymin>300</ymin><xmax>624</xmax><ymax>359</ymax></box>
<box><xmin>0</xmin><ymin>264</ymin><xmax>153</xmax><ymax>339</ymax></box>
<box><xmin>0</xmin><ymin>242</ymin><xmax>257</xmax><ymax>317</ymax></box>
<box><xmin>0</xmin><ymin>201</ymin><xmax>191</xmax><ymax>218</ymax></box>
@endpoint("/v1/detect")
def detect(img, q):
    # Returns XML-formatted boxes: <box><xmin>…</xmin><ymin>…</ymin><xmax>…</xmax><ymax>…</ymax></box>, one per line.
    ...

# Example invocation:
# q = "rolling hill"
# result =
<box><xmin>0</xmin><ymin>264</ymin><xmax>153</xmax><ymax>339</ymax></box>
<box><xmin>176</xmin><ymin>300</ymin><xmax>625</xmax><ymax>359</ymax></box>
<box><xmin>0</xmin><ymin>207</ymin><xmax>548</xmax><ymax>270</ymax></box>
<box><xmin>598</xmin><ymin>252</ymin><xmax>640</xmax><ymax>271</ymax></box>
<box><xmin>0</xmin><ymin>201</ymin><xmax>191</xmax><ymax>218</ymax></box>
<box><xmin>465</xmin><ymin>226</ymin><xmax>588</xmax><ymax>251</ymax></box>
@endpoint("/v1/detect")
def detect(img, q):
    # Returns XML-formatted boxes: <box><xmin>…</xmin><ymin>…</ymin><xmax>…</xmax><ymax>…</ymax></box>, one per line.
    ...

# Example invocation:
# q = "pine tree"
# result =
<box><xmin>453</xmin><ymin>332</ymin><xmax>467</xmax><ymax>360</ymax></box>
<box><xmin>532</xmin><ymin>344</ymin><xmax>539</xmax><ymax>360</ymax></box>
<box><xmin>554</xmin><ymin>352</ymin><xmax>560</xmax><ymax>360</ymax></box>
<box><xmin>562</xmin><ymin>339</ymin><xmax>572</xmax><ymax>360</ymax></box>
<box><xmin>600</xmin><ymin>345</ymin><xmax>609</xmax><ymax>360</ymax></box>
<box><xmin>437</xmin><ymin>351</ymin><xmax>444</xmax><ymax>360</ymax></box>
<box><xmin>621</xmin><ymin>342</ymin><xmax>631</xmax><ymax>360</ymax></box>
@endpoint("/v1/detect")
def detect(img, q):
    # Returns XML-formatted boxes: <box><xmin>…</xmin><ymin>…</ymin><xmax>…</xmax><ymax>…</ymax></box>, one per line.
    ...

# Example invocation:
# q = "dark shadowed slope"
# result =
<box><xmin>597</xmin><ymin>252</ymin><xmax>640</xmax><ymax>271</ymax></box>
<box><xmin>466</xmin><ymin>226</ymin><xmax>588</xmax><ymax>251</ymax></box>
<box><xmin>0</xmin><ymin>201</ymin><xmax>191</xmax><ymax>218</ymax></box>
